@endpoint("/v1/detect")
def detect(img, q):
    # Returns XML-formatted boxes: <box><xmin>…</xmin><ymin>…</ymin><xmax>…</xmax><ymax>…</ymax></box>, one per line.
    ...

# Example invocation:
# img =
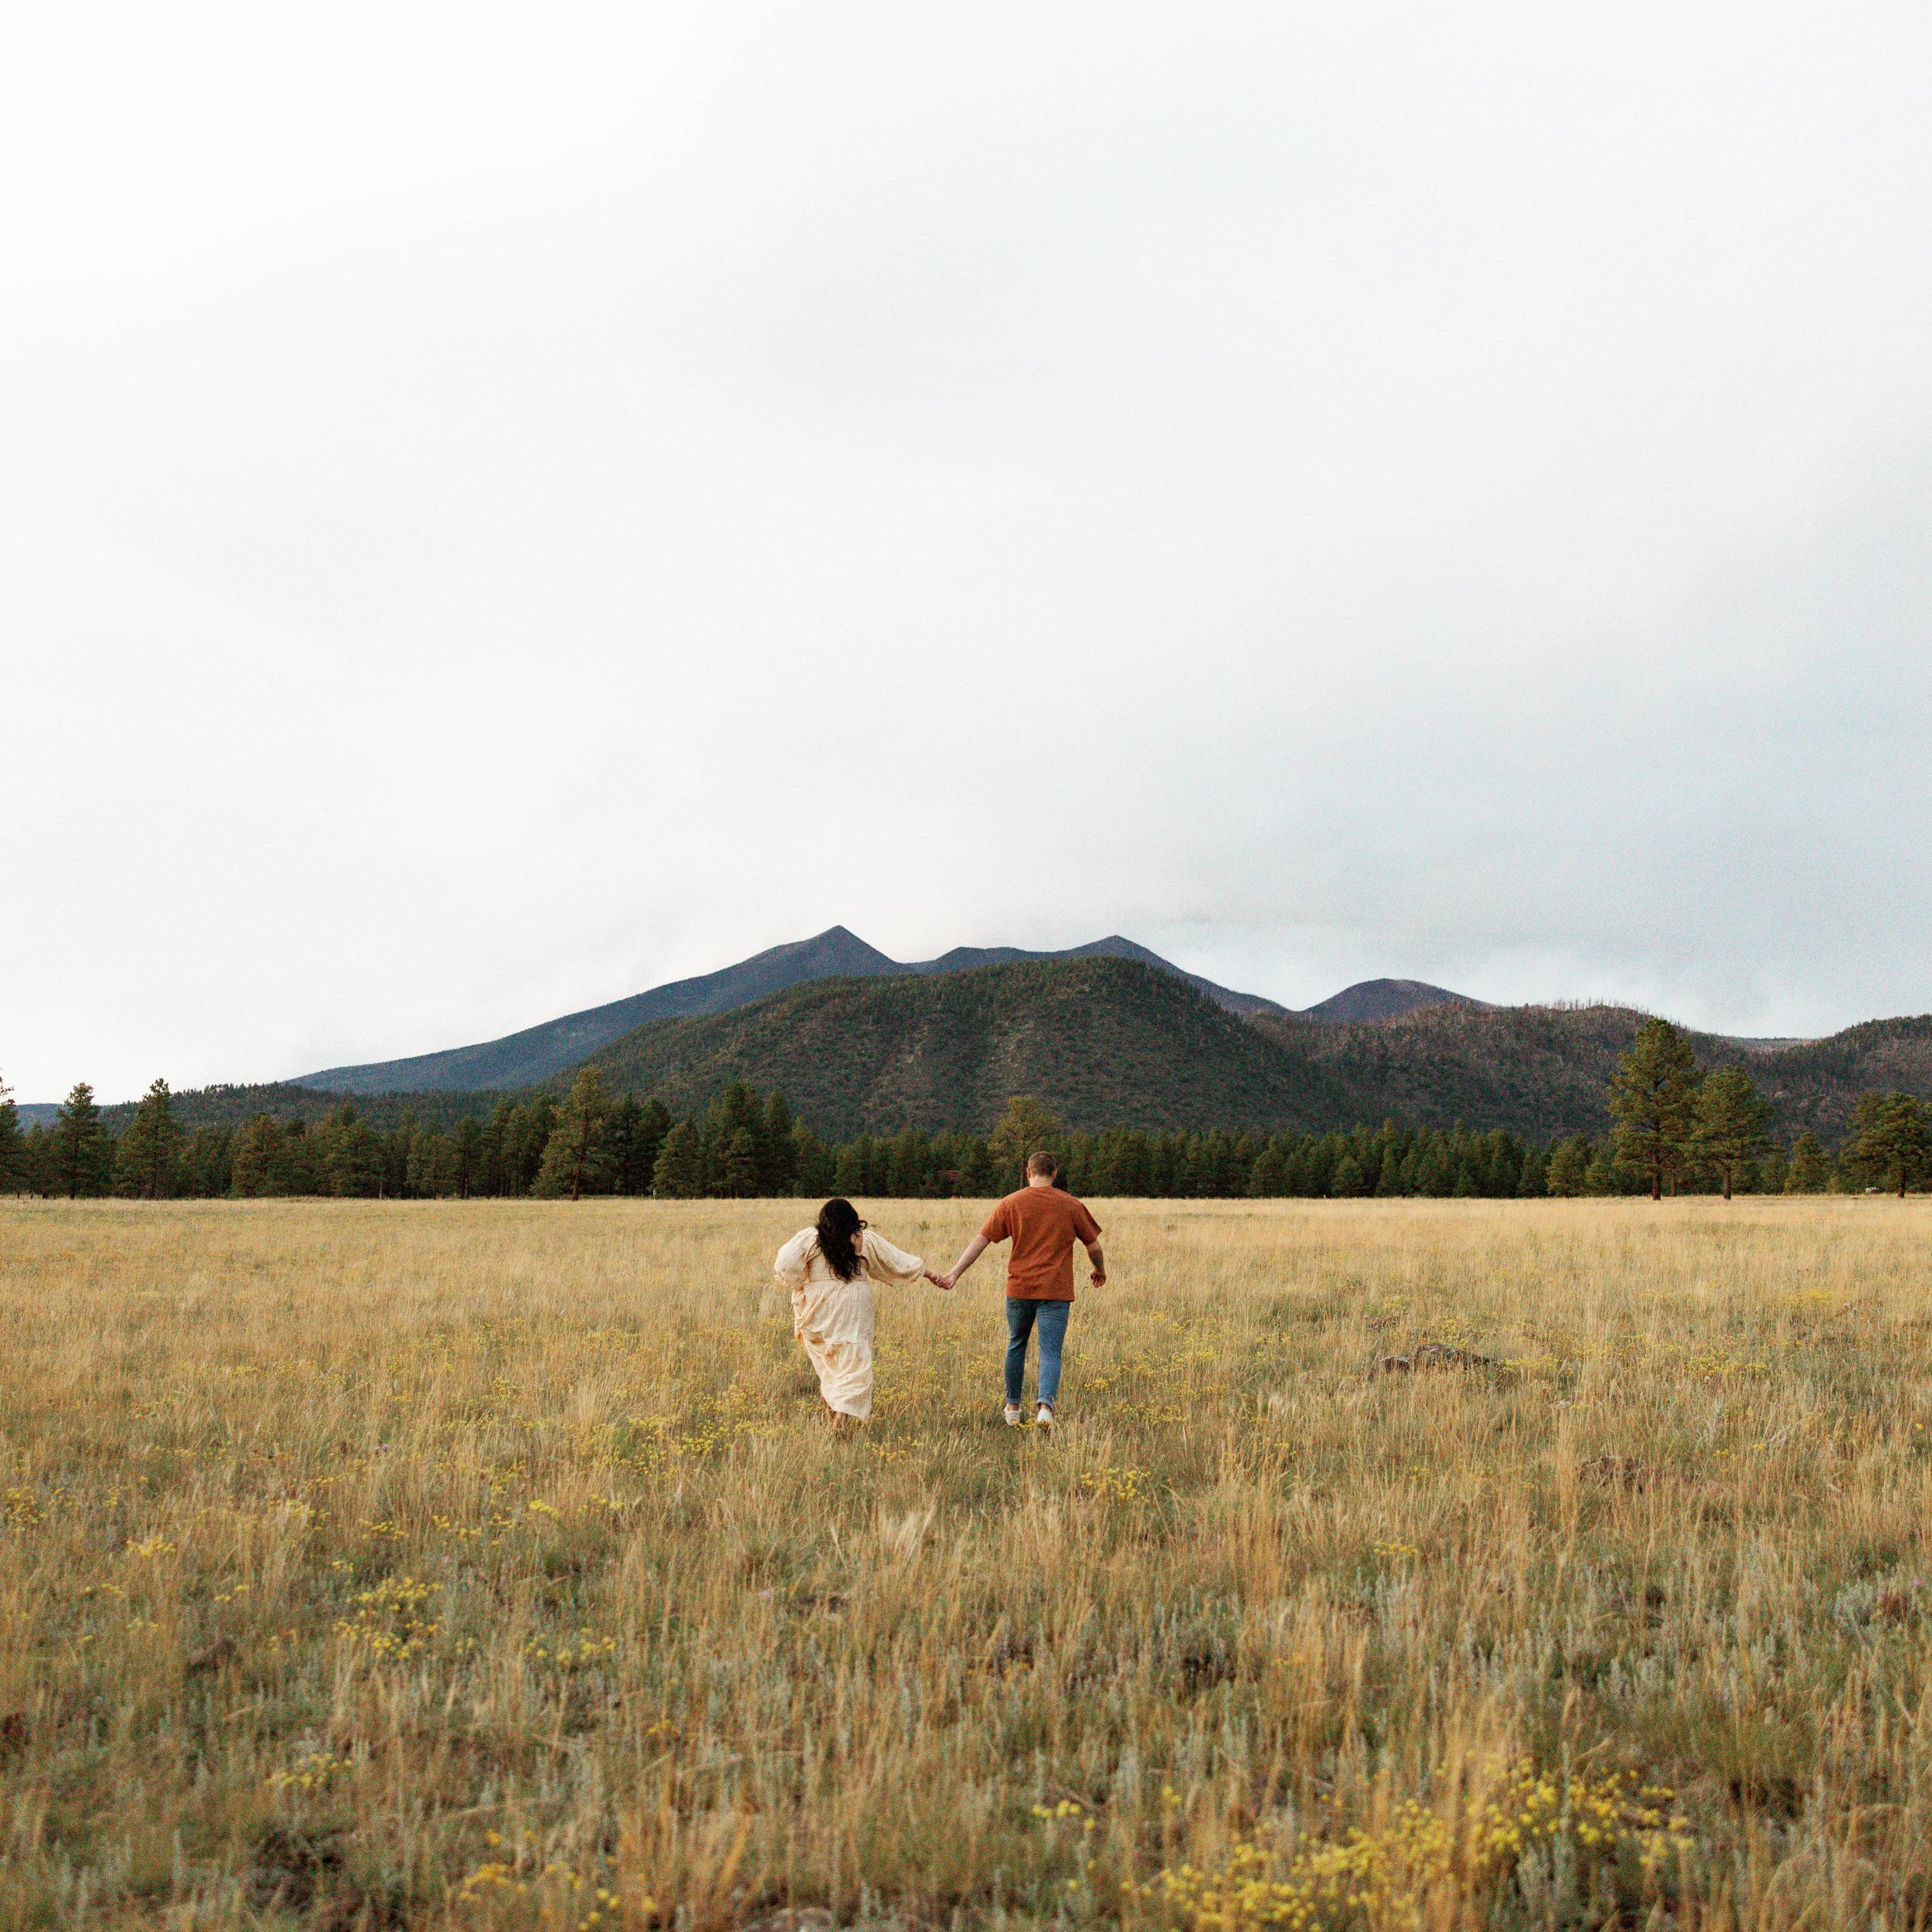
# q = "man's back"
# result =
<box><xmin>981</xmin><ymin>1186</ymin><xmax>1102</xmax><ymax>1301</ymax></box>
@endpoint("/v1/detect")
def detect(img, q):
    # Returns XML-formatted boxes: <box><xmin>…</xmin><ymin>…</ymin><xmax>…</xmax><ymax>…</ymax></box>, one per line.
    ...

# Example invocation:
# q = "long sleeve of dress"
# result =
<box><xmin>774</xmin><ymin>1229</ymin><xmax>817</xmax><ymax>1291</ymax></box>
<box><xmin>860</xmin><ymin>1229</ymin><xmax>925</xmax><ymax>1284</ymax></box>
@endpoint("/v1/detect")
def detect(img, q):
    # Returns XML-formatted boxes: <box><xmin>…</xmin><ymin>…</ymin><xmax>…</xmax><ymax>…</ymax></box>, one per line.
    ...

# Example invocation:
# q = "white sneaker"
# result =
<box><xmin>1036</xmin><ymin>1403</ymin><xmax>1055</xmax><ymax>1430</ymax></box>
<box><xmin>1003</xmin><ymin>1403</ymin><xmax>1023</xmax><ymax>1427</ymax></box>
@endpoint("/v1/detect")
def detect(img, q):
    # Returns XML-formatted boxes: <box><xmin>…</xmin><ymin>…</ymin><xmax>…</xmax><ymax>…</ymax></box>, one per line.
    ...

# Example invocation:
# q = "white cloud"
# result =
<box><xmin>5</xmin><ymin>1</ymin><xmax>1930</xmax><ymax>1097</ymax></box>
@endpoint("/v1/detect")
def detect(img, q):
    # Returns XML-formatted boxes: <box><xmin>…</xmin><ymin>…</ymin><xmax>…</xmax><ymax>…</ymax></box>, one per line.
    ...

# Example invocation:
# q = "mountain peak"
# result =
<box><xmin>1298</xmin><ymin>978</ymin><xmax>1488</xmax><ymax>1026</ymax></box>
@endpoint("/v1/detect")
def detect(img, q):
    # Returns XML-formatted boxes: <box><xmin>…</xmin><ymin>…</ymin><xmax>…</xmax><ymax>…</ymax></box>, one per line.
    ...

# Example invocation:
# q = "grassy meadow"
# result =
<box><xmin>3</xmin><ymin>1196</ymin><xmax>1932</xmax><ymax>1930</ymax></box>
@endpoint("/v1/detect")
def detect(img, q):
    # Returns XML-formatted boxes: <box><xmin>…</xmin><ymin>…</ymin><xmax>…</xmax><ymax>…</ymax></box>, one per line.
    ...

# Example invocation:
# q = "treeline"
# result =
<box><xmin>3</xmin><ymin>1063</ymin><xmax>1925</xmax><ymax>1202</ymax></box>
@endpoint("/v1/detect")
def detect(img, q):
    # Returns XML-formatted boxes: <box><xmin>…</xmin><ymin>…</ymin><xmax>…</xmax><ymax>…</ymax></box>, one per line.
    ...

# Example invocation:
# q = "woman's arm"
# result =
<box><xmin>861</xmin><ymin>1230</ymin><xmax>926</xmax><ymax>1284</ymax></box>
<box><xmin>773</xmin><ymin>1229</ymin><xmax>815</xmax><ymax>1291</ymax></box>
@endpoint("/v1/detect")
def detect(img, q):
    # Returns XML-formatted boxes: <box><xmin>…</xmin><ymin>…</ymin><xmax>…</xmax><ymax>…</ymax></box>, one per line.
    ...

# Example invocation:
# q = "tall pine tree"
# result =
<box><xmin>651</xmin><ymin>1119</ymin><xmax>707</xmax><ymax>1198</ymax></box>
<box><xmin>1784</xmin><ymin>1131</ymin><xmax>1830</xmax><ymax>1193</ymax></box>
<box><xmin>52</xmin><ymin>1082</ymin><xmax>114</xmax><ymax>1198</ymax></box>
<box><xmin>114</xmin><ymin>1078</ymin><xmax>182</xmax><ymax>1199</ymax></box>
<box><xmin>716</xmin><ymin>1127</ymin><xmax>761</xmax><ymax>1198</ymax></box>
<box><xmin>789</xmin><ymin>1123</ymin><xmax>834</xmax><ymax>1198</ymax></box>
<box><xmin>1609</xmin><ymin>1019</ymin><xmax>1701</xmax><ymax>1200</ymax></box>
<box><xmin>760</xmin><ymin>1092</ymin><xmax>798</xmax><ymax>1195</ymax></box>
<box><xmin>229</xmin><ymin>1116</ymin><xmax>281</xmax><ymax>1196</ymax></box>
<box><xmin>319</xmin><ymin>1105</ymin><xmax>383</xmax><ymax>1198</ymax></box>
<box><xmin>536</xmin><ymin>1069</ymin><xmax>614</xmax><ymax>1200</ymax></box>
<box><xmin>1690</xmin><ymin>1065</ymin><xmax>1771</xmax><ymax>1202</ymax></box>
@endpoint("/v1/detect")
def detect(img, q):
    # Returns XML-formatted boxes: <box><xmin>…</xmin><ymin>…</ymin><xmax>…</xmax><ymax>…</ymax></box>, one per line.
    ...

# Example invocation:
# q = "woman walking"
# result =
<box><xmin>774</xmin><ymin>1199</ymin><xmax>927</xmax><ymax>1429</ymax></box>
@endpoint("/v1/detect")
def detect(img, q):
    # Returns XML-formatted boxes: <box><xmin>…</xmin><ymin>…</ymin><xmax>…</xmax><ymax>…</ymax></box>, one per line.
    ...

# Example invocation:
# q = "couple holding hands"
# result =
<box><xmin>771</xmin><ymin>1149</ymin><xmax>1105</xmax><ymax>1432</ymax></box>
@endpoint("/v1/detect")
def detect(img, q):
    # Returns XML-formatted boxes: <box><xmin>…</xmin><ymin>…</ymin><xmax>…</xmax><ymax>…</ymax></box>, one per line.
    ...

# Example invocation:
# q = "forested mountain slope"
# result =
<box><xmin>1747</xmin><ymin>1016</ymin><xmax>1932</xmax><ymax>1139</ymax></box>
<box><xmin>293</xmin><ymin>927</ymin><xmax>901</xmax><ymax>1096</ymax></box>
<box><xmin>1270</xmin><ymin>1003</ymin><xmax>1932</xmax><ymax>1141</ymax></box>
<box><xmin>1267</xmin><ymin>1004</ymin><xmax>1649</xmax><ymax>1140</ymax></box>
<box><xmin>566</xmin><ymin>957</ymin><xmax>1342</xmax><ymax>1138</ymax></box>
<box><xmin>291</xmin><ymin>927</ymin><xmax>1285</xmax><ymax>1097</ymax></box>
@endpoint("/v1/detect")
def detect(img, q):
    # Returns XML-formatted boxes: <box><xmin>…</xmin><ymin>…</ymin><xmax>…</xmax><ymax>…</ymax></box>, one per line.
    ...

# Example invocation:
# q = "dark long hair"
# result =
<box><xmin>815</xmin><ymin>1197</ymin><xmax>864</xmax><ymax>1281</ymax></box>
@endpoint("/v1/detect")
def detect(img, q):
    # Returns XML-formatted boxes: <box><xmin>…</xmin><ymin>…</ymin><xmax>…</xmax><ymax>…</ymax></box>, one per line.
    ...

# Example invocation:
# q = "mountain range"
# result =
<box><xmin>25</xmin><ymin>927</ymin><xmax>1931</xmax><ymax>1145</ymax></box>
<box><xmin>290</xmin><ymin>927</ymin><xmax>1462</xmax><ymax>1096</ymax></box>
<box><xmin>552</xmin><ymin>957</ymin><xmax>1929</xmax><ymax>1143</ymax></box>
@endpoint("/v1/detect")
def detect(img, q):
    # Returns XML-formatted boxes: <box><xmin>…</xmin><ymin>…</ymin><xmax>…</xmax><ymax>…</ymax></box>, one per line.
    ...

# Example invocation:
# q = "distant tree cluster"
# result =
<box><xmin>1598</xmin><ymin>1019</ymin><xmax>1930</xmax><ymax>1200</ymax></box>
<box><xmin>3</xmin><ymin>1062</ymin><xmax>1922</xmax><ymax>1203</ymax></box>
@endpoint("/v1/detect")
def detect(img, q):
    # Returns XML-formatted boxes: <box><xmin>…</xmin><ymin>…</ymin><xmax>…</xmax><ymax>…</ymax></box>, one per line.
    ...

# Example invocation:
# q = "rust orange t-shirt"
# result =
<box><xmin>980</xmin><ymin>1186</ymin><xmax>1102</xmax><ymax>1301</ymax></box>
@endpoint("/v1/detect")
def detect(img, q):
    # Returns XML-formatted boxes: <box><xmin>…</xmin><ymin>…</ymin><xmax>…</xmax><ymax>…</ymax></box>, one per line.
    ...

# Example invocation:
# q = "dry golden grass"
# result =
<box><xmin>3</xmin><ymin>1196</ymin><xmax>1932</xmax><ymax>1930</ymax></box>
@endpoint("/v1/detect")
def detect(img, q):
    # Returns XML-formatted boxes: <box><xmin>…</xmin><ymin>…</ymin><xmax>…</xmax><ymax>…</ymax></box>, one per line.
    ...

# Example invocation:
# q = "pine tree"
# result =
<box><xmin>52</xmin><ymin>1083</ymin><xmax>114</xmax><ymax>1198</ymax></box>
<box><xmin>701</xmin><ymin>1083</ymin><xmax>764</xmax><ymax>1194</ymax></box>
<box><xmin>716</xmin><ymin>1127</ymin><xmax>761</xmax><ymax>1198</ymax></box>
<box><xmin>229</xmin><ymin>1116</ymin><xmax>281</xmax><ymax>1196</ymax></box>
<box><xmin>114</xmin><ymin>1078</ymin><xmax>183</xmax><ymax>1199</ymax></box>
<box><xmin>988</xmin><ymin>1096</ymin><xmax>1063</xmax><ymax>1190</ymax></box>
<box><xmin>1376</xmin><ymin>1136</ymin><xmax>1406</xmax><ymax>1198</ymax></box>
<box><xmin>1584</xmin><ymin>1141</ymin><xmax>1621</xmax><ymax>1196</ymax></box>
<box><xmin>451</xmin><ymin>1117</ymin><xmax>485</xmax><ymax>1198</ymax></box>
<box><xmin>319</xmin><ymin>1105</ymin><xmax>383</xmax><ymax>1198</ymax></box>
<box><xmin>1758</xmin><ymin>1145</ymin><xmax>1788</xmax><ymax>1194</ymax></box>
<box><xmin>1482</xmin><ymin>1130</ymin><xmax>1522</xmax><ymax>1198</ymax></box>
<box><xmin>19</xmin><ymin>1125</ymin><xmax>53</xmax><ymax>1196</ymax></box>
<box><xmin>474</xmin><ymin>1100</ymin><xmax>519</xmax><ymax>1196</ymax></box>
<box><xmin>1413</xmin><ymin>1134</ymin><xmax>1455</xmax><ymax>1198</ymax></box>
<box><xmin>278</xmin><ymin>1119</ymin><xmax>323</xmax><ymax>1196</ymax></box>
<box><xmin>1545</xmin><ymin>1136</ymin><xmax>1590</xmax><ymax>1196</ymax></box>
<box><xmin>1609</xmin><ymin>1019</ymin><xmax>1702</xmax><ymax>1200</ymax></box>
<box><xmin>831</xmin><ymin>1140</ymin><xmax>866</xmax><ymax>1198</ymax></box>
<box><xmin>1330</xmin><ymin>1153</ymin><xmax>1366</xmax><ymax>1197</ymax></box>
<box><xmin>651</xmin><ymin>1119</ymin><xmax>706</xmax><ymax>1198</ymax></box>
<box><xmin>0</xmin><ymin>1071</ymin><xmax>21</xmax><ymax>1194</ymax></box>
<box><xmin>885</xmin><ymin>1126</ymin><xmax>933</xmax><ymax>1198</ymax></box>
<box><xmin>1107</xmin><ymin>1130</ymin><xmax>1151</xmax><ymax>1197</ymax></box>
<box><xmin>1691</xmin><ymin>1064</ymin><xmax>1772</xmax><ymax>1202</ymax></box>
<box><xmin>760</xmin><ymin>1092</ymin><xmax>798</xmax><ymax>1195</ymax></box>
<box><xmin>789</xmin><ymin>1124</ymin><xmax>834</xmax><ymax>1198</ymax></box>
<box><xmin>625</xmin><ymin>1100</ymin><xmax>671</xmax><ymax>1196</ymax></box>
<box><xmin>404</xmin><ymin>1121</ymin><xmax>461</xmax><ymax>1198</ymax></box>
<box><xmin>603</xmin><ymin>1097</ymin><xmax>643</xmax><ymax>1196</ymax></box>
<box><xmin>1784</xmin><ymin>1132</ymin><xmax>1829</xmax><ymax>1193</ymax></box>
<box><xmin>536</xmin><ymin>1069</ymin><xmax>614</xmax><ymax>1200</ymax></box>
<box><xmin>1844</xmin><ymin>1091</ymin><xmax>1930</xmax><ymax>1198</ymax></box>
<box><xmin>506</xmin><ymin>1097</ymin><xmax>557</xmax><ymax>1196</ymax></box>
<box><xmin>179</xmin><ymin>1125</ymin><xmax>233</xmax><ymax>1198</ymax></box>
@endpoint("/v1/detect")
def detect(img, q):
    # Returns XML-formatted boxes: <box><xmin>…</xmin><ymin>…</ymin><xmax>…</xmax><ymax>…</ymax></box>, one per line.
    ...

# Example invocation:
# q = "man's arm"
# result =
<box><xmin>1084</xmin><ymin>1240</ymin><xmax>1106</xmax><ymax>1288</ymax></box>
<box><xmin>929</xmin><ymin>1233</ymin><xmax>989</xmax><ymax>1293</ymax></box>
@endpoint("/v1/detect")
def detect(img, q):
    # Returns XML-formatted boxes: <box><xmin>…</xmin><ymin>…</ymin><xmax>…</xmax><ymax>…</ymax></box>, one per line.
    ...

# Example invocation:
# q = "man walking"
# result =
<box><xmin>929</xmin><ymin>1150</ymin><xmax>1104</xmax><ymax>1430</ymax></box>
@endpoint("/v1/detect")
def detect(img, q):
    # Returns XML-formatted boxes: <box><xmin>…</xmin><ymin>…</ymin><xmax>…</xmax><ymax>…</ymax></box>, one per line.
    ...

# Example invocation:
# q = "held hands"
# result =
<box><xmin>925</xmin><ymin>1269</ymin><xmax>955</xmax><ymax>1292</ymax></box>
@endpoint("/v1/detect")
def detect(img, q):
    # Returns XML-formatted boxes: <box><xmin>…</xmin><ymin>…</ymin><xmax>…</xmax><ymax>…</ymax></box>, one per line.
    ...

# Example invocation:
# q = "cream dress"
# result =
<box><xmin>774</xmin><ymin>1226</ymin><xmax>925</xmax><ymax>1420</ymax></box>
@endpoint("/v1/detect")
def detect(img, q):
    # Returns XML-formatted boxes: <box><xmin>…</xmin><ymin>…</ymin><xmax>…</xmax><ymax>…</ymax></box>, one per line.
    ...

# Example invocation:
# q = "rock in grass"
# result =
<box><xmin>1580</xmin><ymin>1455</ymin><xmax>1655</xmax><ymax>1491</ymax></box>
<box><xmin>1371</xmin><ymin>1342</ymin><xmax>1498</xmax><ymax>1376</ymax></box>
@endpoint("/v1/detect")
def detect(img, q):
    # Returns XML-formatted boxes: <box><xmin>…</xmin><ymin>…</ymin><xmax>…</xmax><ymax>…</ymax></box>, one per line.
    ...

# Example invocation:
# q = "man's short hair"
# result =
<box><xmin>1026</xmin><ymin>1148</ymin><xmax>1060</xmax><ymax>1178</ymax></box>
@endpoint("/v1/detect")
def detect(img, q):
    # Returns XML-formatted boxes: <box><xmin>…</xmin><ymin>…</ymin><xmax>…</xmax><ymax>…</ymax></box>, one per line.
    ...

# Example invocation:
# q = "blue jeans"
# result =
<box><xmin>1005</xmin><ymin>1298</ymin><xmax>1070</xmax><ymax>1408</ymax></box>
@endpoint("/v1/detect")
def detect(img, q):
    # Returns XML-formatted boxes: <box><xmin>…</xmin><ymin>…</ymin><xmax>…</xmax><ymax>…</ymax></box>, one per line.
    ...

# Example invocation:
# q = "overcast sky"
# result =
<box><xmin>5</xmin><ymin>2</ymin><xmax>1930</xmax><ymax>1100</ymax></box>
